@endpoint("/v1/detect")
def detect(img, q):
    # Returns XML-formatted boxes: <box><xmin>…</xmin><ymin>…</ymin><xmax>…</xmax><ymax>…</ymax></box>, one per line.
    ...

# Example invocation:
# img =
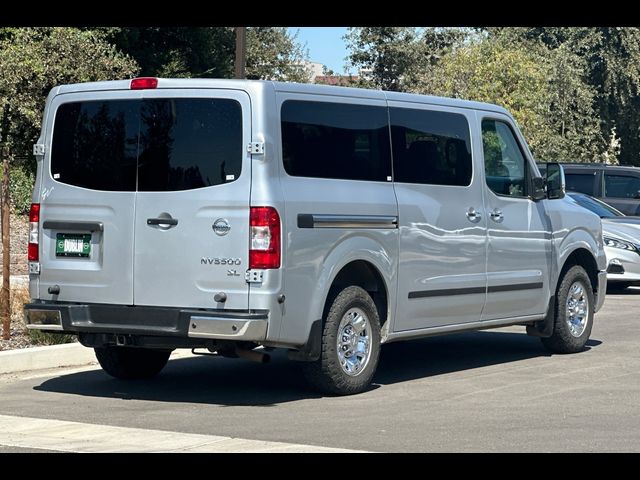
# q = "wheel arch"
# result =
<box><xmin>324</xmin><ymin>260</ymin><xmax>389</xmax><ymax>330</ymax></box>
<box><xmin>559</xmin><ymin>247</ymin><xmax>599</xmax><ymax>295</ymax></box>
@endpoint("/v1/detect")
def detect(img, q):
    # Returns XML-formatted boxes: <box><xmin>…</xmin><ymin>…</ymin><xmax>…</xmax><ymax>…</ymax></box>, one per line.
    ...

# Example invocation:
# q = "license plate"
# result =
<box><xmin>56</xmin><ymin>233</ymin><xmax>91</xmax><ymax>257</ymax></box>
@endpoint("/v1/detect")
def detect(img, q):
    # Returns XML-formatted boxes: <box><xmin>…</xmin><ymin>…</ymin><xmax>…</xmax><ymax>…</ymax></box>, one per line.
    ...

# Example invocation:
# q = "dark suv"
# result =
<box><xmin>538</xmin><ymin>163</ymin><xmax>640</xmax><ymax>215</ymax></box>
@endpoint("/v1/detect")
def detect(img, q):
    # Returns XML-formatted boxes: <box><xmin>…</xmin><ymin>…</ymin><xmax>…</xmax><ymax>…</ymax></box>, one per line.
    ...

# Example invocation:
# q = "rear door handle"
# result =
<box><xmin>147</xmin><ymin>218</ymin><xmax>178</xmax><ymax>226</ymax></box>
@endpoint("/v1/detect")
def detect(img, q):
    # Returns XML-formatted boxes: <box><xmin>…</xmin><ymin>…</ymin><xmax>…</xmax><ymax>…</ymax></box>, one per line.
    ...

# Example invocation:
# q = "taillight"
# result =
<box><xmin>130</xmin><ymin>77</ymin><xmax>158</xmax><ymax>90</ymax></box>
<box><xmin>28</xmin><ymin>203</ymin><xmax>40</xmax><ymax>262</ymax></box>
<box><xmin>249</xmin><ymin>207</ymin><xmax>281</xmax><ymax>269</ymax></box>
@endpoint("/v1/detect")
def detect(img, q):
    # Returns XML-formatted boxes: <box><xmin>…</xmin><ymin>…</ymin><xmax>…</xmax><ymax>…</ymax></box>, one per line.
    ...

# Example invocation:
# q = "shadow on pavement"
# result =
<box><xmin>34</xmin><ymin>330</ymin><xmax>601</xmax><ymax>406</ymax></box>
<box><xmin>606</xmin><ymin>286</ymin><xmax>640</xmax><ymax>296</ymax></box>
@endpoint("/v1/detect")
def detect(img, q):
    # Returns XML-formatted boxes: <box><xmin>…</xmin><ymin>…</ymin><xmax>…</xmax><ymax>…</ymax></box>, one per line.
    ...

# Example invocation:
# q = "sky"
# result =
<box><xmin>288</xmin><ymin>27</ymin><xmax>352</xmax><ymax>74</ymax></box>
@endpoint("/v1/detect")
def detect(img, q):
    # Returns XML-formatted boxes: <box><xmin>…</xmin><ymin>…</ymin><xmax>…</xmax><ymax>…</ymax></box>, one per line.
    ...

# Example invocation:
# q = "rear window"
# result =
<box><xmin>565</xmin><ymin>173</ymin><xmax>596</xmax><ymax>195</ymax></box>
<box><xmin>51</xmin><ymin>98</ymin><xmax>242</xmax><ymax>192</ymax></box>
<box><xmin>604</xmin><ymin>173</ymin><xmax>640</xmax><ymax>199</ymax></box>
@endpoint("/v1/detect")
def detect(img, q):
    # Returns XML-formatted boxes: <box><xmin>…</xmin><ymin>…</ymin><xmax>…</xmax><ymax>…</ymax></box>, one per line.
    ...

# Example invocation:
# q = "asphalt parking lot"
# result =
<box><xmin>1</xmin><ymin>290</ymin><xmax>639</xmax><ymax>452</ymax></box>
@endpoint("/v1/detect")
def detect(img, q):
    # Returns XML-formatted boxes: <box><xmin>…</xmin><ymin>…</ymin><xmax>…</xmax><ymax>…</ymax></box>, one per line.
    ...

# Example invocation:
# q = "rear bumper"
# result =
<box><xmin>24</xmin><ymin>302</ymin><xmax>269</xmax><ymax>342</ymax></box>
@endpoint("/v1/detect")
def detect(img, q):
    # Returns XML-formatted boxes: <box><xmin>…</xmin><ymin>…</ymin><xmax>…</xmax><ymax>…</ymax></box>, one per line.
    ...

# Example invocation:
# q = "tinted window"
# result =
<box><xmin>281</xmin><ymin>100</ymin><xmax>391</xmax><ymax>181</ymax></box>
<box><xmin>565</xmin><ymin>173</ymin><xmax>596</xmax><ymax>195</ymax></box>
<box><xmin>52</xmin><ymin>101</ymin><xmax>139</xmax><ymax>191</ymax></box>
<box><xmin>51</xmin><ymin>98</ymin><xmax>242</xmax><ymax>192</ymax></box>
<box><xmin>390</xmin><ymin>108</ymin><xmax>472</xmax><ymax>186</ymax></box>
<box><xmin>138</xmin><ymin>99</ymin><xmax>242</xmax><ymax>192</ymax></box>
<box><xmin>482</xmin><ymin>119</ymin><xmax>528</xmax><ymax>197</ymax></box>
<box><xmin>605</xmin><ymin>174</ymin><xmax>640</xmax><ymax>199</ymax></box>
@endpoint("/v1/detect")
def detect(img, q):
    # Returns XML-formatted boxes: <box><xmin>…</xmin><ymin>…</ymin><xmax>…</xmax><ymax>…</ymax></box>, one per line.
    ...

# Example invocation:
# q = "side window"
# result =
<box><xmin>604</xmin><ymin>174</ymin><xmax>640</xmax><ymax>199</ymax></box>
<box><xmin>482</xmin><ymin>119</ymin><xmax>529</xmax><ymax>197</ymax></box>
<box><xmin>565</xmin><ymin>173</ymin><xmax>596</xmax><ymax>195</ymax></box>
<box><xmin>281</xmin><ymin>100</ymin><xmax>391</xmax><ymax>182</ymax></box>
<box><xmin>390</xmin><ymin>107</ymin><xmax>472</xmax><ymax>186</ymax></box>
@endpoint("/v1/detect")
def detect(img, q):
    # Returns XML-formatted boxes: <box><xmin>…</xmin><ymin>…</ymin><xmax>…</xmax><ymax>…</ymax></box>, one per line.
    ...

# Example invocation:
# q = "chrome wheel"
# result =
<box><xmin>565</xmin><ymin>280</ymin><xmax>589</xmax><ymax>337</ymax></box>
<box><xmin>337</xmin><ymin>307</ymin><xmax>371</xmax><ymax>376</ymax></box>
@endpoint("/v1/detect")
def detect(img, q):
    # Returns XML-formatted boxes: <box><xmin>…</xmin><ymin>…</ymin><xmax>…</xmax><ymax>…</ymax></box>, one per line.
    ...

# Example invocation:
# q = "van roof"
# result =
<box><xmin>52</xmin><ymin>78</ymin><xmax>511</xmax><ymax>116</ymax></box>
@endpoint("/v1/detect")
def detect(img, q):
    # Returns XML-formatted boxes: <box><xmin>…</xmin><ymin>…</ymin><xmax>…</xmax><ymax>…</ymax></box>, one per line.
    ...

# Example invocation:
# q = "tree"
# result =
<box><xmin>486</xmin><ymin>27</ymin><xmax>640</xmax><ymax>165</ymax></box>
<box><xmin>0</xmin><ymin>28</ymin><xmax>138</xmax><ymax>168</ymax></box>
<box><xmin>345</xmin><ymin>27</ymin><xmax>422</xmax><ymax>91</ymax></box>
<box><xmin>102</xmin><ymin>27</ymin><xmax>235</xmax><ymax>78</ymax></box>
<box><xmin>103</xmin><ymin>27</ymin><xmax>310</xmax><ymax>82</ymax></box>
<box><xmin>0</xmin><ymin>27</ymin><xmax>137</xmax><ymax>339</ymax></box>
<box><xmin>345</xmin><ymin>27</ymin><xmax>471</xmax><ymax>91</ymax></box>
<box><xmin>246</xmin><ymin>27</ymin><xmax>309</xmax><ymax>82</ymax></box>
<box><xmin>414</xmin><ymin>38</ymin><xmax>605</xmax><ymax>162</ymax></box>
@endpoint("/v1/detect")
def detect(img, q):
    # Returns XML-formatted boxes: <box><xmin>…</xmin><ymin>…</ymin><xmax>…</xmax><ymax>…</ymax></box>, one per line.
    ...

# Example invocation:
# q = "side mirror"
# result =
<box><xmin>546</xmin><ymin>162</ymin><xmax>566</xmax><ymax>200</ymax></box>
<box><xmin>531</xmin><ymin>176</ymin><xmax>546</xmax><ymax>201</ymax></box>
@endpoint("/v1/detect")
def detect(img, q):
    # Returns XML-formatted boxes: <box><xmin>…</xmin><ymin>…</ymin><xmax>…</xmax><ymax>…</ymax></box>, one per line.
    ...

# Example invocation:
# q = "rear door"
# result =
<box><xmin>39</xmin><ymin>91</ymin><xmax>141</xmax><ymax>304</ymax></box>
<box><xmin>133</xmin><ymin>90</ymin><xmax>251</xmax><ymax>309</ymax></box>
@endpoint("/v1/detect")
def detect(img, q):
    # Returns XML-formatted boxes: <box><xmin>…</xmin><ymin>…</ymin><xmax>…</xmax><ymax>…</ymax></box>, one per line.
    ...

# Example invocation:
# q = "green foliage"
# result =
<box><xmin>0</xmin><ymin>27</ymin><xmax>139</xmax><ymax>168</ymax></box>
<box><xmin>486</xmin><ymin>27</ymin><xmax>640</xmax><ymax>165</ymax></box>
<box><xmin>9</xmin><ymin>165</ymin><xmax>33</xmax><ymax>215</ymax></box>
<box><xmin>103</xmin><ymin>27</ymin><xmax>310</xmax><ymax>82</ymax></box>
<box><xmin>345</xmin><ymin>27</ymin><xmax>472</xmax><ymax>91</ymax></box>
<box><xmin>413</xmin><ymin>37</ymin><xmax>604</xmax><ymax>162</ymax></box>
<box><xmin>102</xmin><ymin>27</ymin><xmax>235</xmax><ymax>78</ymax></box>
<box><xmin>345</xmin><ymin>27</ymin><xmax>422</xmax><ymax>91</ymax></box>
<box><xmin>27</xmin><ymin>329</ymin><xmax>76</xmax><ymax>346</ymax></box>
<box><xmin>246</xmin><ymin>28</ymin><xmax>309</xmax><ymax>82</ymax></box>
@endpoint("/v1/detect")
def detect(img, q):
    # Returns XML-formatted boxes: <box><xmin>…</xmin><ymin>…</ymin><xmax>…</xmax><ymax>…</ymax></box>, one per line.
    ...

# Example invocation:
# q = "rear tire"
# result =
<box><xmin>95</xmin><ymin>346</ymin><xmax>171</xmax><ymax>380</ymax></box>
<box><xmin>542</xmin><ymin>265</ymin><xmax>594</xmax><ymax>354</ymax></box>
<box><xmin>302</xmin><ymin>286</ymin><xmax>381</xmax><ymax>395</ymax></box>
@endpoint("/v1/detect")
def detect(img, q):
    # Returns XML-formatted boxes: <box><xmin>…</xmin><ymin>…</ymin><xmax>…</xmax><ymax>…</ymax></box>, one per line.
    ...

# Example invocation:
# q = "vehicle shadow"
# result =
<box><xmin>34</xmin><ymin>330</ymin><xmax>601</xmax><ymax>406</ymax></box>
<box><xmin>606</xmin><ymin>286</ymin><xmax>640</xmax><ymax>296</ymax></box>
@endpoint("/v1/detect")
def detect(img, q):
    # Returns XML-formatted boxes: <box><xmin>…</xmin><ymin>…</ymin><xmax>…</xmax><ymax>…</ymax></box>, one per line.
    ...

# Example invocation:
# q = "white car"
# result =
<box><xmin>568</xmin><ymin>192</ymin><xmax>640</xmax><ymax>291</ymax></box>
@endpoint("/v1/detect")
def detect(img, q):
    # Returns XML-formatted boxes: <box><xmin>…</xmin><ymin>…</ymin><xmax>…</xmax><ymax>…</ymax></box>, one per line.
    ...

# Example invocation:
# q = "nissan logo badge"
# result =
<box><xmin>212</xmin><ymin>218</ymin><xmax>231</xmax><ymax>236</ymax></box>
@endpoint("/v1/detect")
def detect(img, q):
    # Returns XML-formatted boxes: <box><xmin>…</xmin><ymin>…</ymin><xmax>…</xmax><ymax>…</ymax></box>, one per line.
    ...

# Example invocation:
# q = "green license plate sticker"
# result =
<box><xmin>56</xmin><ymin>233</ymin><xmax>91</xmax><ymax>257</ymax></box>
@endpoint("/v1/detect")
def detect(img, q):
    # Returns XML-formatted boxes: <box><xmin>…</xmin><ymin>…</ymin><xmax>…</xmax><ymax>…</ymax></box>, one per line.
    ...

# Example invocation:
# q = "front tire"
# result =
<box><xmin>542</xmin><ymin>265</ymin><xmax>594</xmax><ymax>354</ymax></box>
<box><xmin>303</xmin><ymin>286</ymin><xmax>381</xmax><ymax>395</ymax></box>
<box><xmin>95</xmin><ymin>346</ymin><xmax>171</xmax><ymax>380</ymax></box>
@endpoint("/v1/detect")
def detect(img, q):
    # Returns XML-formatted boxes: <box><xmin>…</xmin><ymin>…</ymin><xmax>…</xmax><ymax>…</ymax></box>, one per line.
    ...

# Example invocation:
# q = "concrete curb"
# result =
<box><xmin>0</xmin><ymin>343</ymin><xmax>197</xmax><ymax>375</ymax></box>
<box><xmin>0</xmin><ymin>343</ymin><xmax>96</xmax><ymax>375</ymax></box>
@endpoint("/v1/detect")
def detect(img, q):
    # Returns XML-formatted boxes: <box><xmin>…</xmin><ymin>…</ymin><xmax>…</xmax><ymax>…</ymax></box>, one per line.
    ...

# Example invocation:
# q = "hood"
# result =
<box><xmin>604</xmin><ymin>216</ymin><xmax>640</xmax><ymax>226</ymax></box>
<box><xmin>602</xmin><ymin>218</ymin><xmax>640</xmax><ymax>244</ymax></box>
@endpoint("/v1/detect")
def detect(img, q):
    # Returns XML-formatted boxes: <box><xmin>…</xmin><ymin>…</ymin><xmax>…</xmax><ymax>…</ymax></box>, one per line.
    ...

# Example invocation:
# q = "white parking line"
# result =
<box><xmin>0</xmin><ymin>414</ymin><xmax>367</xmax><ymax>453</ymax></box>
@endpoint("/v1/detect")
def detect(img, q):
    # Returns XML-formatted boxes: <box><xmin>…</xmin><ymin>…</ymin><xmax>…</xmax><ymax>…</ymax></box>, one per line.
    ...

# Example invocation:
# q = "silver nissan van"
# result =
<box><xmin>24</xmin><ymin>78</ymin><xmax>607</xmax><ymax>395</ymax></box>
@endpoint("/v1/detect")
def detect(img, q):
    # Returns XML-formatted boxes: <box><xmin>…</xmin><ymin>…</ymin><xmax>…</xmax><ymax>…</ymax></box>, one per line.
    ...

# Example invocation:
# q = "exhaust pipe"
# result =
<box><xmin>235</xmin><ymin>346</ymin><xmax>270</xmax><ymax>364</ymax></box>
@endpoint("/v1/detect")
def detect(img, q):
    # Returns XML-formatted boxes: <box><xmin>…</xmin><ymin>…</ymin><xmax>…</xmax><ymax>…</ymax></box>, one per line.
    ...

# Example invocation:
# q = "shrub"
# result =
<box><xmin>9</xmin><ymin>166</ymin><xmax>34</xmax><ymax>215</ymax></box>
<box><xmin>12</xmin><ymin>283</ymin><xmax>76</xmax><ymax>346</ymax></box>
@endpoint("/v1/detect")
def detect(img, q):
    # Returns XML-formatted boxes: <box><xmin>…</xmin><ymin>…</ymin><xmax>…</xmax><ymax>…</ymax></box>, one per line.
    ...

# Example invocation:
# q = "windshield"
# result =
<box><xmin>568</xmin><ymin>192</ymin><xmax>625</xmax><ymax>218</ymax></box>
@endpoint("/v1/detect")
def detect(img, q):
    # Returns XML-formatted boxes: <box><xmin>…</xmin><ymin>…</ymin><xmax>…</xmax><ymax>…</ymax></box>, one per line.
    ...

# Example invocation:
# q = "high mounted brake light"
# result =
<box><xmin>130</xmin><ymin>77</ymin><xmax>158</xmax><ymax>90</ymax></box>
